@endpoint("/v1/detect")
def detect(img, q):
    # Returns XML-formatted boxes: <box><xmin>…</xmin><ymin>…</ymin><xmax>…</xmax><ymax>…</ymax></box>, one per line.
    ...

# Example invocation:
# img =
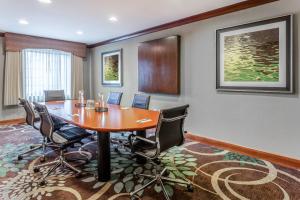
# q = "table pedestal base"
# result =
<box><xmin>97</xmin><ymin>132</ymin><xmax>111</xmax><ymax>182</ymax></box>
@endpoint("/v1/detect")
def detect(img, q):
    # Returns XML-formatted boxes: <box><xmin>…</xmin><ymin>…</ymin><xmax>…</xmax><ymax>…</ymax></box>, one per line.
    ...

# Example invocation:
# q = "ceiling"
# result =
<box><xmin>0</xmin><ymin>0</ymin><xmax>245</xmax><ymax>44</ymax></box>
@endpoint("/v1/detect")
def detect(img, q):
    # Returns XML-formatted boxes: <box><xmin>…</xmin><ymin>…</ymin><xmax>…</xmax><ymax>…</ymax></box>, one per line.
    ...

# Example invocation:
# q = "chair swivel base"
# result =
<box><xmin>130</xmin><ymin>167</ymin><xmax>193</xmax><ymax>200</ymax></box>
<box><xmin>17</xmin><ymin>142</ymin><xmax>59</xmax><ymax>162</ymax></box>
<box><xmin>33</xmin><ymin>151</ymin><xmax>88</xmax><ymax>186</ymax></box>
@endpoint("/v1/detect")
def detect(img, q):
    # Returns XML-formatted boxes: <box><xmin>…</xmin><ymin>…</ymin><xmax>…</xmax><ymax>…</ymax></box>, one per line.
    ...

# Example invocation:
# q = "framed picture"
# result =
<box><xmin>101</xmin><ymin>49</ymin><xmax>123</xmax><ymax>86</ymax></box>
<box><xmin>216</xmin><ymin>15</ymin><xmax>293</xmax><ymax>93</ymax></box>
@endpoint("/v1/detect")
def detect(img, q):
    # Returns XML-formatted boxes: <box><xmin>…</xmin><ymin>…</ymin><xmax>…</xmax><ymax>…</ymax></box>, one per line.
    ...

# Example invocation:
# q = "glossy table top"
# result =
<box><xmin>44</xmin><ymin>100</ymin><xmax>160</xmax><ymax>132</ymax></box>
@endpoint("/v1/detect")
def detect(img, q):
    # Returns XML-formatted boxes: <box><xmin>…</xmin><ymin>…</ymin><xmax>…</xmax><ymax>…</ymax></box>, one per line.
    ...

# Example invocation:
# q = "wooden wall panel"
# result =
<box><xmin>4</xmin><ymin>32</ymin><xmax>87</xmax><ymax>58</ymax></box>
<box><xmin>138</xmin><ymin>36</ymin><xmax>180</xmax><ymax>94</ymax></box>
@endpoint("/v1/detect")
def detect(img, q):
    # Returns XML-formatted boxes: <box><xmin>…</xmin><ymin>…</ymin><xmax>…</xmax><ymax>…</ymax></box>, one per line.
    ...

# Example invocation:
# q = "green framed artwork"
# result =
<box><xmin>101</xmin><ymin>49</ymin><xmax>123</xmax><ymax>87</ymax></box>
<box><xmin>216</xmin><ymin>15</ymin><xmax>293</xmax><ymax>93</ymax></box>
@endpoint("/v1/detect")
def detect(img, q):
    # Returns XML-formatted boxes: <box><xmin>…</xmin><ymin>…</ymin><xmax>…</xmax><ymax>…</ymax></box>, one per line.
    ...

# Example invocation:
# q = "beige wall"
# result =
<box><xmin>90</xmin><ymin>0</ymin><xmax>300</xmax><ymax>159</ymax></box>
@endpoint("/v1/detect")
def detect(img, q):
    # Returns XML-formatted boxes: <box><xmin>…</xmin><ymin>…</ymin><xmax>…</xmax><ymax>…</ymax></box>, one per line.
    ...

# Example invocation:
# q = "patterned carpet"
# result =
<box><xmin>0</xmin><ymin>124</ymin><xmax>299</xmax><ymax>200</ymax></box>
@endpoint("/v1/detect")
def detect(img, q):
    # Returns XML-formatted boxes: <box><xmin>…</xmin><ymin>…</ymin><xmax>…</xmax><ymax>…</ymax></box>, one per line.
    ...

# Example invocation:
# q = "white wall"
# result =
<box><xmin>90</xmin><ymin>0</ymin><xmax>300</xmax><ymax>159</ymax></box>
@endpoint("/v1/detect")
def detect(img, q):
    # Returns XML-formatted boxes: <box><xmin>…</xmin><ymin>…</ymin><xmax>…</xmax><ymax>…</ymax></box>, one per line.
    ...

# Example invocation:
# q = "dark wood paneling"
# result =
<box><xmin>185</xmin><ymin>133</ymin><xmax>300</xmax><ymax>170</ymax></box>
<box><xmin>88</xmin><ymin>0</ymin><xmax>278</xmax><ymax>48</ymax></box>
<box><xmin>5</xmin><ymin>32</ymin><xmax>87</xmax><ymax>58</ymax></box>
<box><xmin>138</xmin><ymin>36</ymin><xmax>180</xmax><ymax>95</ymax></box>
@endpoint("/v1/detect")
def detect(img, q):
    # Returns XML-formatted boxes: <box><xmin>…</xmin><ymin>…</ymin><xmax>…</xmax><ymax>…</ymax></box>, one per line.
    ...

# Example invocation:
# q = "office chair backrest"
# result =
<box><xmin>155</xmin><ymin>105</ymin><xmax>189</xmax><ymax>154</ymax></box>
<box><xmin>132</xmin><ymin>94</ymin><xmax>150</xmax><ymax>110</ymax></box>
<box><xmin>19</xmin><ymin>98</ymin><xmax>36</xmax><ymax>126</ymax></box>
<box><xmin>33</xmin><ymin>102</ymin><xmax>54</xmax><ymax>141</ymax></box>
<box><xmin>44</xmin><ymin>90</ymin><xmax>65</xmax><ymax>102</ymax></box>
<box><xmin>107</xmin><ymin>92</ymin><xmax>123</xmax><ymax>105</ymax></box>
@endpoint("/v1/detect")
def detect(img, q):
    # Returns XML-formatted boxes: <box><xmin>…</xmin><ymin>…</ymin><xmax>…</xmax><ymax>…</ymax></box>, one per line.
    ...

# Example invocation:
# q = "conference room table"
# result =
<box><xmin>44</xmin><ymin>100</ymin><xmax>159</xmax><ymax>181</ymax></box>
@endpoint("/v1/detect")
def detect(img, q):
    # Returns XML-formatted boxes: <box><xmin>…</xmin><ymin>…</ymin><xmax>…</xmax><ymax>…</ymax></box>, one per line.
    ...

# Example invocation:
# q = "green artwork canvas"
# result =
<box><xmin>216</xmin><ymin>15</ymin><xmax>292</xmax><ymax>93</ymax></box>
<box><xmin>102</xmin><ymin>49</ymin><xmax>123</xmax><ymax>86</ymax></box>
<box><xmin>104</xmin><ymin>54</ymin><xmax>119</xmax><ymax>81</ymax></box>
<box><xmin>224</xmin><ymin>28</ymin><xmax>279</xmax><ymax>82</ymax></box>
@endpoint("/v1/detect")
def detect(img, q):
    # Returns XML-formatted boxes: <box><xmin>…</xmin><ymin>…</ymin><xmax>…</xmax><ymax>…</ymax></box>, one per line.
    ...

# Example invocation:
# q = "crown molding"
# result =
<box><xmin>88</xmin><ymin>0</ymin><xmax>278</xmax><ymax>48</ymax></box>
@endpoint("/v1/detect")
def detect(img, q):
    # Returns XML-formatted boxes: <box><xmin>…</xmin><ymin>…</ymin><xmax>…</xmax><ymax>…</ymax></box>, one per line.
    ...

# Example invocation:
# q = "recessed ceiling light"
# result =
<box><xmin>38</xmin><ymin>0</ymin><xmax>52</xmax><ymax>4</ymax></box>
<box><xmin>76</xmin><ymin>31</ymin><xmax>83</xmax><ymax>35</ymax></box>
<box><xmin>18</xmin><ymin>19</ymin><xmax>29</xmax><ymax>25</ymax></box>
<box><xmin>109</xmin><ymin>16</ymin><xmax>118</xmax><ymax>22</ymax></box>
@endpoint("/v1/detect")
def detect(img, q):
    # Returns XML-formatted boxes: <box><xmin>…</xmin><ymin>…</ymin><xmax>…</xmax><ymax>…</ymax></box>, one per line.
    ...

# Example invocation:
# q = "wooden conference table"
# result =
<box><xmin>44</xmin><ymin>100</ymin><xmax>159</xmax><ymax>181</ymax></box>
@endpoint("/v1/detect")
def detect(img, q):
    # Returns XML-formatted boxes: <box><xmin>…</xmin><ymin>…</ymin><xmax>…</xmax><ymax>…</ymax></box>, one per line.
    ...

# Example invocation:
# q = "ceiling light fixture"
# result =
<box><xmin>38</xmin><ymin>0</ymin><xmax>52</xmax><ymax>4</ymax></box>
<box><xmin>76</xmin><ymin>31</ymin><xmax>83</xmax><ymax>35</ymax></box>
<box><xmin>18</xmin><ymin>19</ymin><xmax>29</xmax><ymax>25</ymax></box>
<box><xmin>109</xmin><ymin>16</ymin><xmax>118</xmax><ymax>22</ymax></box>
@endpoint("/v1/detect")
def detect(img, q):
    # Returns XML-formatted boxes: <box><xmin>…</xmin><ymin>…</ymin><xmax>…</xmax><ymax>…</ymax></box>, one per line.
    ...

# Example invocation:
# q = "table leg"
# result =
<box><xmin>135</xmin><ymin>130</ymin><xmax>147</xmax><ymax>164</ymax></box>
<box><xmin>97</xmin><ymin>132</ymin><xmax>111</xmax><ymax>181</ymax></box>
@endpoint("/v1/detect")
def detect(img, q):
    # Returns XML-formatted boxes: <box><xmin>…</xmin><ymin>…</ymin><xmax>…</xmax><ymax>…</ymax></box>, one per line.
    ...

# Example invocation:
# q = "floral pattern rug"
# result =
<box><xmin>0</xmin><ymin>124</ymin><xmax>299</xmax><ymax>200</ymax></box>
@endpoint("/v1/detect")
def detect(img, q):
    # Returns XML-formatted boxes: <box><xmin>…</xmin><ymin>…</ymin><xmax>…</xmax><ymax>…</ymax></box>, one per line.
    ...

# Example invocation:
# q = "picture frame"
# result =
<box><xmin>216</xmin><ymin>15</ymin><xmax>293</xmax><ymax>93</ymax></box>
<box><xmin>101</xmin><ymin>49</ymin><xmax>123</xmax><ymax>87</ymax></box>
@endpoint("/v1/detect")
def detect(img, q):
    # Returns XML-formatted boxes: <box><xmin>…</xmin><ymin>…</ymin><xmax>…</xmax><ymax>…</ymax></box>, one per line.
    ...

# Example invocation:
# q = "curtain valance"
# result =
<box><xmin>4</xmin><ymin>32</ymin><xmax>86</xmax><ymax>58</ymax></box>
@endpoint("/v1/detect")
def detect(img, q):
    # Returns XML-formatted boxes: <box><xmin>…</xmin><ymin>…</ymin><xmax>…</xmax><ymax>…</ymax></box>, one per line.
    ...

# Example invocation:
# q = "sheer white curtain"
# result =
<box><xmin>22</xmin><ymin>49</ymin><xmax>72</xmax><ymax>102</ymax></box>
<box><xmin>4</xmin><ymin>51</ymin><xmax>22</xmax><ymax>106</ymax></box>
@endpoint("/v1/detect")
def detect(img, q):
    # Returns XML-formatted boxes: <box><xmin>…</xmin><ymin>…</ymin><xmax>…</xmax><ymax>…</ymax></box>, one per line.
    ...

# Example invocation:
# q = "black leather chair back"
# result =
<box><xmin>156</xmin><ymin>105</ymin><xmax>189</xmax><ymax>153</ymax></box>
<box><xmin>132</xmin><ymin>94</ymin><xmax>150</xmax><ymax>110</ymax></box>
<box><xmin>107</xmin><ymin>92</ymin><xmax>123</xmax><ymax>105</ymax></box>
<box><xmin>33</xmin><ymin>102</ymin><xmax>54</xmax><ymax>141</ymax></box>
<box><xmin>44</xmin><ymin>90</ymin><xmax>65</xmax><ymax>102</ymax></box>
<box><xmin>19</xmin><ymin>98</ymin><xmax>36</xmax><ymax>126</ymax></box>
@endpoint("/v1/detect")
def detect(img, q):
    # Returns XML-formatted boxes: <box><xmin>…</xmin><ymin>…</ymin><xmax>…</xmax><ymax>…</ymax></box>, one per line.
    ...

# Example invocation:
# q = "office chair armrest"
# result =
<box><xmin>128</xmin><ymin>134</ymin><xmax>157</xmax><ymax>146</ymax></box>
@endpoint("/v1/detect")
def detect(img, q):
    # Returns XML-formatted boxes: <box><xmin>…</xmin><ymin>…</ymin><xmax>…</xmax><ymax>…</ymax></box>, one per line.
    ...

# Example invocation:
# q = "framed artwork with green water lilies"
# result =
<box><xmin>216</xmin><ymin>15</ymin><xmax>293</xmax><ymax>93</ymax></box>
<box><xmin>101</xmin><ymin>49</ymin><xmax>123</xmax><ymax>87</ymax></box>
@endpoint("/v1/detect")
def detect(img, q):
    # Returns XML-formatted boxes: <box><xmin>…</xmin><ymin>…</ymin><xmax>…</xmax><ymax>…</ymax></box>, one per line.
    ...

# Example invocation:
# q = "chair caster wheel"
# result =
<box><xmin>17</xmin><ymin>155</ymin><xmax>23</xmax><ymax>160</ymax></box>
<box><xmin>187</xmin><ymin>184</ymin><xmax>194</xmax><ymax>192</ymax></box>
<box><xmin>40</xmin><ymin>157</ymin><xmax>46</xmax><ymax>163</ymax></box>
<box><xmin>75</xmin><ymin>172</ymin><xmax>83</xmax><ymax>178</ymax></box>
<box><xmin>39</xmin><ymin>180</ymin><xmax>46</xmax><ymax>186</ymax></box>
<box><xmin>33</xmin><ymin>168</ymin><xmax>40</xmax><ymax>173</ymax></box>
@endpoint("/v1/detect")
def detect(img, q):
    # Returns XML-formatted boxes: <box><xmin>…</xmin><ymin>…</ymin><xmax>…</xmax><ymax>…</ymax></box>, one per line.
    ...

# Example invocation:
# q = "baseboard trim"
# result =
<box><xmin>0</xmin><ymin>118</ymin><xmax>25</xmax><ymax>125</ymax></box>
<box><xmin>185</xmin><ymin>133</ymin><xmax>300</xmax><ymax>169</ymax></box>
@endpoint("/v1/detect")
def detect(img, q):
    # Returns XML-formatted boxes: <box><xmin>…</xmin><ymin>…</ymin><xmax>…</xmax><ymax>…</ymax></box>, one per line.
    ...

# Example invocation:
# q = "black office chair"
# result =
<box><xmin>17</xmin><ymin>98</ymin><xmax>58</xmax><ymax>162</ymax></box>
<box><xmin>44</xmin><ymin>90</ymin><xmax>66</xmax><ymax>102</ymax></box>
<box><xmin>112</xmin><ymin>94</ymin><xmax>151</xmax><ymax>153</ymax></box>
<box><xmin>32</xmin><ymin>102</ymin><xmax>92</xmax><ymax>186</ymax></box>
<box><xmin>132</xmin><ymin>94</ymin><xmax>151</xmax><ymax>109</ymax></box>
<box><xmin>107</xmin><ymin>92</ymin><xmax>123</xmax><ymax>105</ymax></box>
<box><xmin>128</xmin><ymin>105</ymin><xmax>193</xmax><ymax>200</ymax></box>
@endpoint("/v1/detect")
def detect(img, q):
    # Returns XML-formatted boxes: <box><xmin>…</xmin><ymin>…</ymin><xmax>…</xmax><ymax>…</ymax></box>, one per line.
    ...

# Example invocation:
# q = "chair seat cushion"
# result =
<box><xmin>53</xmin><ymin>127</ymin><xmax>91</xmax><ymax>144</ymax></box>
<box><xmin>51</xmin><ymin>115</ymin><xmax>68</xmax><ymax>131</ymax></box>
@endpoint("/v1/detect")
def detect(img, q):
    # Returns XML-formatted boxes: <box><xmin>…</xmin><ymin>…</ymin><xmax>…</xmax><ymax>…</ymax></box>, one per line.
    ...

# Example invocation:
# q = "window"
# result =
<box><xmin>22</xmin><ymin>49</ymin><xmax>72</xmax><ymax>102</ymax></box>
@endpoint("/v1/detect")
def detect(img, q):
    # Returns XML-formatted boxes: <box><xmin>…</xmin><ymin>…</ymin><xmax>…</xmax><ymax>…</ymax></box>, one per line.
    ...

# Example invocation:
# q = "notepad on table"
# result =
<box><xmin>136</xmin><ymin>118</ymin><xmax>152</xmax><ymax>123</ymax></box>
